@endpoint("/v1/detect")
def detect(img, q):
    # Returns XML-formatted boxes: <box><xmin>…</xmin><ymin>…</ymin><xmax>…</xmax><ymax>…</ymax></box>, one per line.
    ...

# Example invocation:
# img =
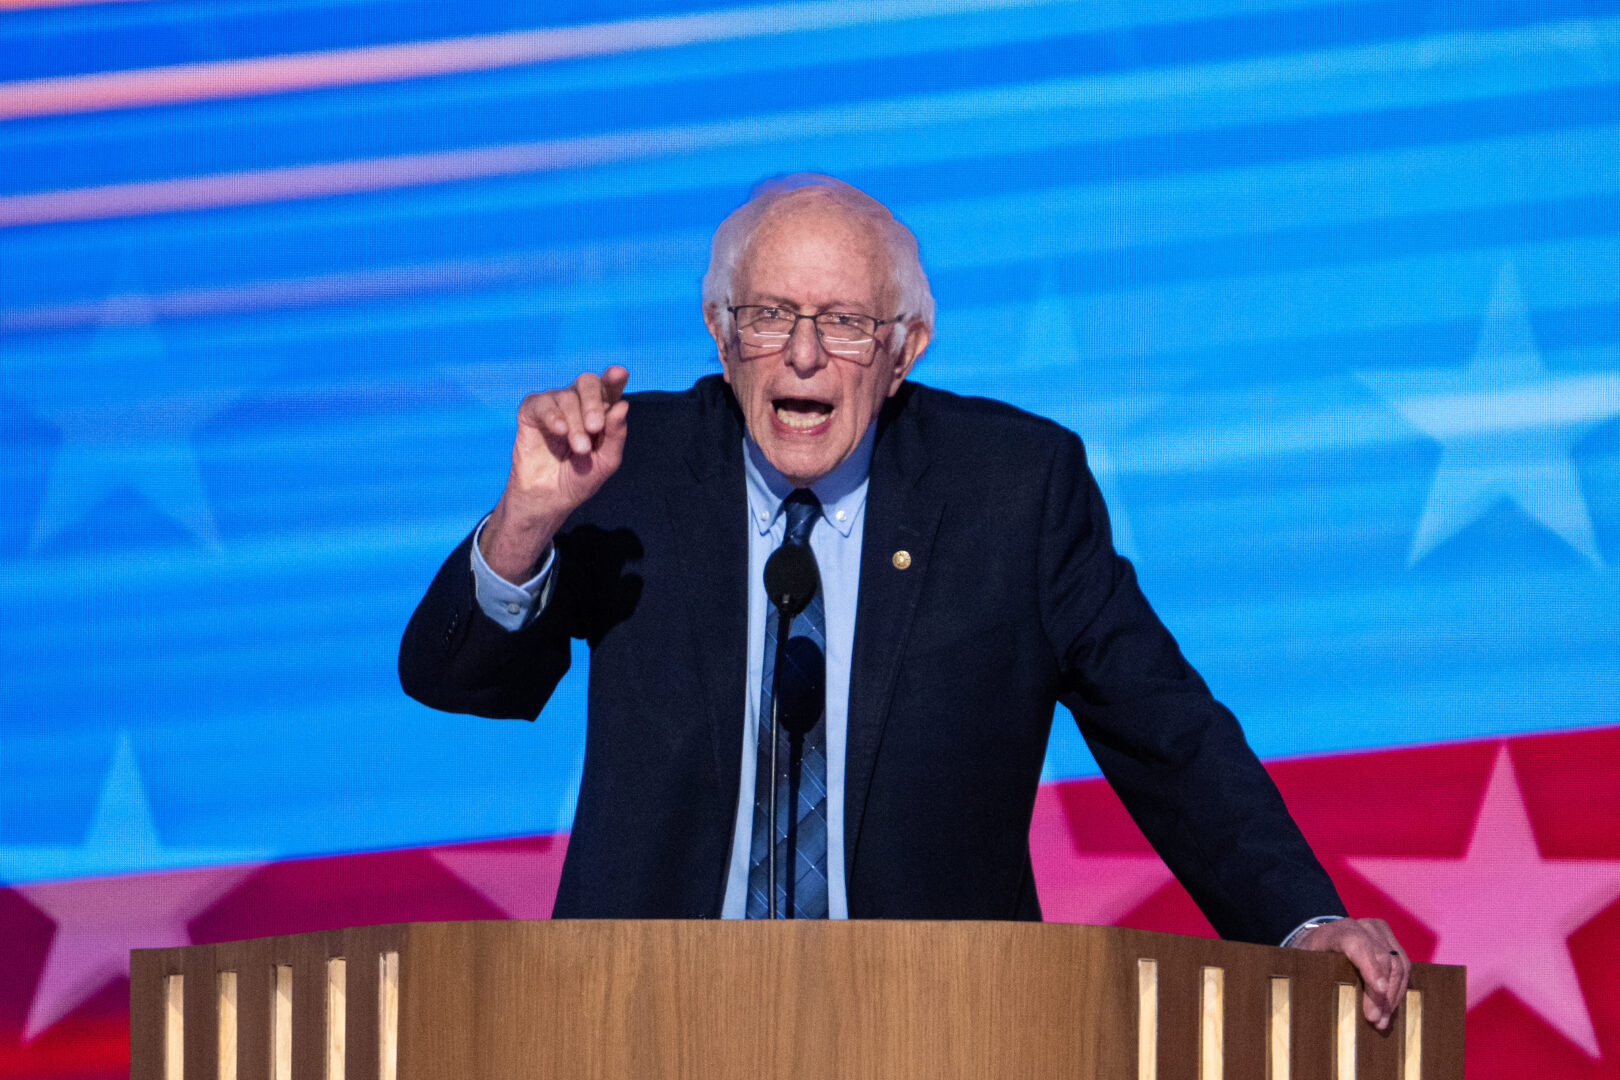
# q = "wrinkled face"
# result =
<box><xmin>706</xmin><ymin>198</ymin><xmax>929</xmax><ymax>487</ymax></box>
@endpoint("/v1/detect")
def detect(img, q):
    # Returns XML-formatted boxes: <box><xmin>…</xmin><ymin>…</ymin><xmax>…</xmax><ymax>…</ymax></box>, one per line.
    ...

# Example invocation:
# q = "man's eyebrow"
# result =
<box><xmin>744</xmin><ymin>295</ymin><xmax>872</xmax><ymax>312</ymax></box>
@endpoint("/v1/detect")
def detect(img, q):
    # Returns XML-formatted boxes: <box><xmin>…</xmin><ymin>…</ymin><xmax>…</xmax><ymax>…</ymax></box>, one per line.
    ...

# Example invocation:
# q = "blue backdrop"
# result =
<box><xmin>1</xmin><ymin>0</ymin><xmax>1616</xmax><ymax>882</ymax></box>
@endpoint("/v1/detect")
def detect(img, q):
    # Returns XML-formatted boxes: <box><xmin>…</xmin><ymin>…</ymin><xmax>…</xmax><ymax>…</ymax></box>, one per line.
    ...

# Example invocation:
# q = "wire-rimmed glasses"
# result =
<box><xmin>727</xmin><ymin>305</ymin><xmax>901</xmax><ymax>364</ymax></box>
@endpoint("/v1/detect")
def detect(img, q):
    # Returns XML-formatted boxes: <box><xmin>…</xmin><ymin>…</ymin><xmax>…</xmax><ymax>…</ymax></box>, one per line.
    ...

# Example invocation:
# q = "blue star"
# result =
<box><xmin>10</xmin><ymin>291</ymin><xmax>248</xmax><ymax>553</ymax></box>
<box><xmin>0</xmin><ymin>731</ymin><xmax>267</xmax><ymax>885</ymax></box>
<box><xmin>1357</xmin><ymin>261</ymin><xmax>1620</xmax><ymax>567</ymax></box>
<box><xmin>1012</xmin><ymin>270</ymin><xmax>1184</xmax><ymax>563</ymax></box>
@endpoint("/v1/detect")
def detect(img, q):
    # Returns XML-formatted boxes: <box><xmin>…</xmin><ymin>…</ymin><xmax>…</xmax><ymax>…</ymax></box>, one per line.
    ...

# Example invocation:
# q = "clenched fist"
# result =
<box><xmin>479</xmin><ymin>366</ymin><xmax>629</xmax><ymax>581</ymax></box>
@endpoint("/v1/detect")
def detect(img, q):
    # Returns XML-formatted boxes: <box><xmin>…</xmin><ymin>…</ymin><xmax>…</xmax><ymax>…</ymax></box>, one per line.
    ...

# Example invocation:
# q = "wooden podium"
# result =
<box><xmin>131</xmin><ymin>920</ymin><xmax>1463</xmax><ymax>1079</ymax></box>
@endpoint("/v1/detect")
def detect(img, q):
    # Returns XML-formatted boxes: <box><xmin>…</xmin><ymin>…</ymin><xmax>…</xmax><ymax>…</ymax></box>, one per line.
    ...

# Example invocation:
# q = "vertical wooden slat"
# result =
<box><xmin>1155</xmin><ymin>947</ymin><xmax>1201</xmax><ymax>1080</ymax></box>
<box><xmin>293</xmin><ymin>936</ymin><xmax>336</xmax><ymax>1080</ymax></box>
<box><xmin>1269</xmin><ymin>978</ymin><xmax>1291</xmax><ymax>1080</ymax></box>
<box><xmin>131</xmin><ymin>950</ymin><xmax>168</xmax><ymax>1080</ymax></box>
<box><xmin>1417</xmin><ymin>962</ymin><xmax>1465</xmax><ymax>1080</ymax></box>
<box><xmin>339</xmin><ymin>932</ymin><xmax>378</xmax><ymax>1080</ymax></box>
<box><xmin>378</xmin><ymin>952</ymin><xmax>399</xmax><ymax>1080</ymax></box>
<box><xmin>1403</xmin><ymin>991</ymin><xmax>1423</xmax><ymax>1080</ymax></box>
<box><xmin>1285</xmin><ymin>964</ymin><xmax>1334</xmax><ymax>1080</ymax></box>
<box><xmin>1356</xmin><ymin>993</ymin><xmax>1400</xmax><ymax>1077</ymax></box>
<box><xmin>182</xmin><ymin>948</ymin><xmax>218</xmax><ymax>1080</ymax></box>
<box><xmin>1200</xmin><ymin>967</ymin><xmax>1223</xmax><ymax>1080</ymax></box>
<box><xmin>1220</xmin><ymin>955</ymin><xmax>1268</xmax><ymax>1080</ymax></box>
<box><xmin>238</xmin><ymin>944</ymin><xmax>272</xmax><ymax>1080</ymax></box>
<box><xmin>326</xmin><ymin>959</ymin><xmax>346</xmax><ymax>1080</ymax></box>
<box><xmin>164</xmin><ymin>974</ymin><xmax>184</xmax><ymax>1080</ymax></box>
<box><xmin>272</xmin><ymin>965</ymin><xmax>292</xmax><ymax>1080</ymax></box>
<box><xmin>219</xmin><ymin>941</ymin><xmax>270</xmax><ymax>1080</ymax></box>
<box><xmin>219</xmin><ymin>971</ymin><xmax>239</xmax><ymax>1080</ymax></box>
<box><xmin>1138</xmin><ymin>959</ymin><xmax>1158</xmax><ymax>1080</ymax></box>
<box><xmin>1335</xmin><ymin>985</ymin><xmax>1357</xmax><ymax>1080</ymax></box>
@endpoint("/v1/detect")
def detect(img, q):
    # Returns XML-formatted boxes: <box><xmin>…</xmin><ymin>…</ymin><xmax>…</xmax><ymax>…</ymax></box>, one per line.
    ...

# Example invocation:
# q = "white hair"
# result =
<box><xmin>701</xmin><ymin>173</ymin><xmax>935</xmax><ymax>349</ymax></box>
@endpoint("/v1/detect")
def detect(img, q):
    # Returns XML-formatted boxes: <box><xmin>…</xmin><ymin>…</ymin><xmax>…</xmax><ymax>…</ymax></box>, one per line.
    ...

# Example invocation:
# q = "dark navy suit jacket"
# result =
<box><xmin>400</xmin><ymin>376</ymin><xmax>1346</xmax><ymax>944</ymax></box>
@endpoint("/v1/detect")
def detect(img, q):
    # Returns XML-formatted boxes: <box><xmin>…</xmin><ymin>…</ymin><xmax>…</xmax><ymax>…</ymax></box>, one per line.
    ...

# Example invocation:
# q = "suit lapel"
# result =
<box><xmin>844</xmin><ymin>393</ymin><xmax>944</xmax><ymax>882</ymax></box>
<box><xmin>662</xmin><ymin>392</ymin><xmax>750</xmax><ymax>812</ymax></box>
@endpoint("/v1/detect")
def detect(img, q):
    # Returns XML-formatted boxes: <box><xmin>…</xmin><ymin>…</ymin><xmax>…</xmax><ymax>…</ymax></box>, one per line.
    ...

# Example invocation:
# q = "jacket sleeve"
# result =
<box><xmin>398</xmin><ymin>527</ymin><xmax>574</xmax><ymax>721</ymax></box>
<box><xmin>1038</xmin><ymin>432</ymin><xmax>1347</xmax><ymax>945</ymax></box>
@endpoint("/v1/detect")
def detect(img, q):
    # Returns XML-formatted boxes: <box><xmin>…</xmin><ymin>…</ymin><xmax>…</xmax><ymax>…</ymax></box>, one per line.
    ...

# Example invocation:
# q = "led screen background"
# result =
<box><xmin>1</xmin><ymin>0</ymin><xmax>1617</xmax><ymax>1075</ymax></box>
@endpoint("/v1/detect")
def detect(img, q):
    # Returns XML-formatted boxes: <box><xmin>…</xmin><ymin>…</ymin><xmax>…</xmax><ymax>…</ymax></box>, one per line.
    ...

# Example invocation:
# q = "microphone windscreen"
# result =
<box><xmin>775</xmin><ymin>636</ymin><xmax>825</xmax><ymax>737</ymax></box>
<box><xmin>764</xmin><ymin>542</ymin><xmax>820</xmax><ymax>616</ymax></box>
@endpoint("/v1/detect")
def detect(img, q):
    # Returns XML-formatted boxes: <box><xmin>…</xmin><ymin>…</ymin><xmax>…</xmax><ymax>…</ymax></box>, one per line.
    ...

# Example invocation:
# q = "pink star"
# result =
<box><xmin>432</xmin><ymin>838</ymin><xmax>569</xmax><ymax>920</ymax></box>
<box><xmin>1350</xmin><ymin>744</ymin><xmax>1620</xmax><ymax>1058</ymax></box>
<box><xmin>16</xmin><ymin>864</ymin><xmax>259</xmax><ymax>1041</ymax></box>
<box><xmin>1028</xmin><ymin>785</ymin><xmax>1173</xmax><ymax>925</ymax></box>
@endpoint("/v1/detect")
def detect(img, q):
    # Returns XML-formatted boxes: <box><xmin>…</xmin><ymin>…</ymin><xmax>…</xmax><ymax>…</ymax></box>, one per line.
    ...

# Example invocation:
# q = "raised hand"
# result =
<box><xmin>480</xmin><ymin>366</ymin><xmax>629</xmax><ymax>581</ymax></box>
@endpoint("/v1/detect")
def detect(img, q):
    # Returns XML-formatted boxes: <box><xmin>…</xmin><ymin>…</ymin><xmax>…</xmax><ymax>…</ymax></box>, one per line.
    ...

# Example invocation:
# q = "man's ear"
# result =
<box><xmin>703</xmin><ymin>304</ymin><xmax>735</xmax><ymax>384</ymax></box>
<box><xmin>887</xmin><ymin>318</ymin><xmax>931</xmax><ymax>394</ymax></box>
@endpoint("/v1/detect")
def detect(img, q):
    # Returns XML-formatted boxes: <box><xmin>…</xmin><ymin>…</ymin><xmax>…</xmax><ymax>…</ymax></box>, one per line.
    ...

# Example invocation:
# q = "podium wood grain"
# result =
<box><xmin>131</xmin><ymin>920</ymin><xmax>1464</xmax><ymax>1080</ymax></box>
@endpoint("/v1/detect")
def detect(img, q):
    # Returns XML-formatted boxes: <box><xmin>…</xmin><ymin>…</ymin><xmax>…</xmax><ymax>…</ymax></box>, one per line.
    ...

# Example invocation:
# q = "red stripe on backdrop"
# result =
<box><xmin>0</xmin><ymin>29</ymin><xmax>648</xmax><ymax>120</ymax></box>
<box><xmin>0</xmin><ymin>0</ymin><xmax>146</xmax><ymax>9</ymax></box>
<box><xmin>0</xmin><ymin>2</ymin><xmax>911</xmax><ymax>120</ymax></box>
<box><xmin>1037</xmin><ymin>726</ymin><xmax>1620</xmax><ymax>1075</ymax></box>
<box><xmin>0</xmin><ymin>1018</ymin><xmax>127</xmax><ymax>1079</ymax></box>
<box><xmin>2</xmin><ymin>728</ymin><xmax>1617</xmax><ymax>1076</ymax></box>
<box><xmin>0</xmin><ymin>141</ymin><xmax>632</xmax><ymax>227</ymax></box>
<box><xmin>0</xmin><ymin>834</ymin><xmax>568</xmax><ymax>1075</ymax></box>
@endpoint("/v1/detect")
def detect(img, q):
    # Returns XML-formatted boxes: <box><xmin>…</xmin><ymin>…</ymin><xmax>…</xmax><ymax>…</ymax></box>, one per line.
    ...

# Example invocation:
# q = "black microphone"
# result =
<box><xmin>764</xmin><ymin>541</ymin><xmax>823</xmax><ymax>737</ymax></box>
<box><xmin>764</xmin><ymin>541</ymin><xmax>819</xmax><ymax>618</ymax></box>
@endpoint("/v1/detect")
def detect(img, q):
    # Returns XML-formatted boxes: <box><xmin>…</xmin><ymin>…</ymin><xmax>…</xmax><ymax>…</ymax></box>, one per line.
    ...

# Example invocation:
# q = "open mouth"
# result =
<box><xmin>773</xmin><ymin>397</ymin><xmax>833</xmax><ymax>431</ymax></box>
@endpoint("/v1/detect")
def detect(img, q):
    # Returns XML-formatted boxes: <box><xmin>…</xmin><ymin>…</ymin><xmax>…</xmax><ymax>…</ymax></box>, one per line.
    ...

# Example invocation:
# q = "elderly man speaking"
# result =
<box><xmin>400</xmin><ymin>174</ymin><xmax>1409</xmax><ymax>1029</ymax></box>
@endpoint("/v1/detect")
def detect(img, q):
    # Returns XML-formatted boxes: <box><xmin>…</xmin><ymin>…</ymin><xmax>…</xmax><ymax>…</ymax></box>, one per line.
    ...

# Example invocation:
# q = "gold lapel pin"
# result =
<box><xmin>892</xmin><ymin>550</ymin><xmax>912</xmax><ymax>570</ymax></box>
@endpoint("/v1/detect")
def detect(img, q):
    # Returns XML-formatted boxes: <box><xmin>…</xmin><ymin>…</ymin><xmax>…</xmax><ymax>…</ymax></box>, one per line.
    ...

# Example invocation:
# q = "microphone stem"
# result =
<box><xmin>769</xmin><ymin>691</ymin><xmax>778</xmax><ymax>919</ymax></box>
<box><xmin>785</xmin><ymin>729</ymin><xmax>803</xmax><ymax>916</ymax></box>
<box><xmin>768</xmin><ymin>604</ymin><xmax>794</xmax><ymax>919</ymax></box>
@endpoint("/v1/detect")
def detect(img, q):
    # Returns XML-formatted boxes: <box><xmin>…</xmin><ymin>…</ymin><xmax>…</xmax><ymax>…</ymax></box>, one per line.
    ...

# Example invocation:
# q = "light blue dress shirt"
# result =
<box><xmin>469</xmin><ymin>423</ymin><xmax>875</xmax><ymax>920</ymax></box>
<box><xmin>718</xmin><ymin>425</ymin><xmax>872</xmax><ymax>919</ymax></box>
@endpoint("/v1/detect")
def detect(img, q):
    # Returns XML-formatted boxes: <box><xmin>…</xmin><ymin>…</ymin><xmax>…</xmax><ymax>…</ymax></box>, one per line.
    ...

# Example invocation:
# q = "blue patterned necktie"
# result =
<box><xmin>746</xmin><ymin>489</ymin><xmax>829</xmax><ymax>919</ymax></box>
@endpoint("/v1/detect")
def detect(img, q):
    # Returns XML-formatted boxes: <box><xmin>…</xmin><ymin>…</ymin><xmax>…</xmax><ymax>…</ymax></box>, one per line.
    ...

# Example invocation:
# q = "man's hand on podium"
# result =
<box><xmin>1292</xmin><ymin>917</ymin><xmax>1410</xmax><ymax>1030</ymax></box>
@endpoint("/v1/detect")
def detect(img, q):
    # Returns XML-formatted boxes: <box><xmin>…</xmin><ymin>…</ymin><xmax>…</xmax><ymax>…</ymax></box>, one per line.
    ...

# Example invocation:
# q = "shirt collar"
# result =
<box><xmin>744</xmin><ymin>421</ymin><xmax>875</xmax><ymax>539</ymax></box>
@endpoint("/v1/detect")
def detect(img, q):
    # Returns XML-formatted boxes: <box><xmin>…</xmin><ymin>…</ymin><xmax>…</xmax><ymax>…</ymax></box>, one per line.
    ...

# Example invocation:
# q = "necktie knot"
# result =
<box><xmin>783</xmin><ymin>489</ymin><xmax>820</xmax><ymax>547</ymax></box>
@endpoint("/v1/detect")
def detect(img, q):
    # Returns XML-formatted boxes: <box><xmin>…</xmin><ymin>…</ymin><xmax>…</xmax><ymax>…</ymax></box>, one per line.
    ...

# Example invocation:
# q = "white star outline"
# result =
<box><xmin>1027</xmin><ymin>785</ymin><xmax>1174</xmax><ymax>926</ymax></box>
<box><xmin>1013</xmin><ymin>269</ymin><xmax>1187</xmax><ymax>563</ymax></box>
<box><xmin>1357</xmin><ymin>260</ymin><xmax>1620</xmax><ymax>567</ymax></box>
<box><xmin>2</xmin><ymin>733</ymin><xmax>266</xmax><ymax>1041</ymax></box>
<box><xmin>436</xmin><ymin>296</ymin><xmax>674</xmax><ymax>422</ymax></box>
<box><xmin>1350</xmin><ymin>745</ymin><xmax>1620</xmax><ymax>1059</ymax></box>
<box><xmin>431</xmin><ymin>840</ymin><xmax>569</xmax><ymax>921</ymax></box>
<box><xmin>13</xmin><ymin>289</ymin><xmax>249</xmax><ymax>553</ymax></box>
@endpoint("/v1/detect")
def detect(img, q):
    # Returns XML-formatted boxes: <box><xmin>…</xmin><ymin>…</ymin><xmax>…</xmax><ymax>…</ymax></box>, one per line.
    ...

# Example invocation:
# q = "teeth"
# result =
<box><xmin>775</xmin><ymin>403</ymin><xmax>829</xmax><ymax>429</ymax></box>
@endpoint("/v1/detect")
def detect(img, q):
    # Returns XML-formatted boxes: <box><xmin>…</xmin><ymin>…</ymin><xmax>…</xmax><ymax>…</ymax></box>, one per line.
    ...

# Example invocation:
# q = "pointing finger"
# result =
<box><xmin>574</xmin><ymin>371</ymin><xmax>606</xmax><ymax>435</ymax></box>
<box><xmin>601</xmin><ymin>364</ymin><xmax>629</xmax><ymax>406</ymax></box>
<box><xmin>595</xmin><ymin>397</ymin><xmax>630</xmax><ymax>472</ymax></box>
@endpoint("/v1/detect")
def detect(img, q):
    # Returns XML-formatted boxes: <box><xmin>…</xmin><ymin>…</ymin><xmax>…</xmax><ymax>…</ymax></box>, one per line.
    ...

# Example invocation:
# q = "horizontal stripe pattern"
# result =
<box><xmin>0</xmin><ymin>0</ymin><xmax>1615</xmax><ymax>922</ymax></box>
<box><xmin>4</xmin><ymin>14</ymin><xmax>1613</xmax><ymax>200</ymax></box>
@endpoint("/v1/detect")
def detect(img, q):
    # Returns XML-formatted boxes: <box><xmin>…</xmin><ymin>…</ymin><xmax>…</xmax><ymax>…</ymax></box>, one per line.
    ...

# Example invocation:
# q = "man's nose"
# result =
<box><xmin>785</xmin><ymin>317</ymin><xmax>830</xmax><ymax>373</ymax></box>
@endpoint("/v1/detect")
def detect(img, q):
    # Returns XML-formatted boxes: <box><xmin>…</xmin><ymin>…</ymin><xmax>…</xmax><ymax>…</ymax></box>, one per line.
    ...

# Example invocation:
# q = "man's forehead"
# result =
<box><xmin>753</xmin><ymin>188</ymin><xmax>883</xmax><ymax>237</ymax></box>
<box><xmin>736</xmin><ymin>199</ymin><xmax>892</xmax><ymax>290</ymax></box>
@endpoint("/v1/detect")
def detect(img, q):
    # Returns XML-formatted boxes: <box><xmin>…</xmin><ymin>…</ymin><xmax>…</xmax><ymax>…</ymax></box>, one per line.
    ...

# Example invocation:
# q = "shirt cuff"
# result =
<box><xmin>1280</xmin><ymin>914</ymin><xmax>1345</xmax><ymax>948</ymax></box>
<box><xmin>470</xmin><ymin>516</ymin><xmax>556</xmax><ymax>632</ymax></box>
